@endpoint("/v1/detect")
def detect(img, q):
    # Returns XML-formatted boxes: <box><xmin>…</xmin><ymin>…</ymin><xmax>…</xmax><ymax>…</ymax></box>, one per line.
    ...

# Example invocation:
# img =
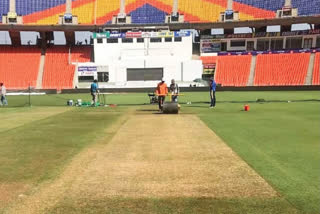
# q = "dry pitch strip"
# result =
<box><xmin>7</xmin><ymin>113</ymin><xmax>278</xmax><ymax>213</ymax></box>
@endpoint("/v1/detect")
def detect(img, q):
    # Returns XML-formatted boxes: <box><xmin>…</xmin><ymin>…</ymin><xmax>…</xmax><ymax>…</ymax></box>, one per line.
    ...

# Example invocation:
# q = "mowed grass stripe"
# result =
<box><xmin>0</xmin><ymin>109</ymin><xmax>121</xmax><ymax>183</ymax></box>
<box><xmin>0</xmin><ymin>108</ymin><xmax>121</xmax><ymax>212</ymax></box>
<box><xmin>0</xmin><ymin>107</ymin><xmax>71</xmax><ymax>133</ymax></box>
<box><xmin>195</xmin><ymin>101</ymin><xmax>320</xmax><ymax>213</ymax></box>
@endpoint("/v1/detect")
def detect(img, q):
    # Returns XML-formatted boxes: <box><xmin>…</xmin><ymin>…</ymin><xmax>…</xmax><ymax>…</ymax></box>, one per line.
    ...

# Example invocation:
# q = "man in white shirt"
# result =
<box><xmin>0</xmin><ymin>83</ymin><xmax>8</xmax><ymax>106</ymax></box>
<box><xmin>169</xmin><ymin>79</ymin><xmax>179</xmax><ymax>102</ymax></box>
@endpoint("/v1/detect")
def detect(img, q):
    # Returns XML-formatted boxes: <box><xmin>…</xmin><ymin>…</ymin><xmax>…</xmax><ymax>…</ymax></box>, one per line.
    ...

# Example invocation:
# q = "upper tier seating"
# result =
<box><xmin>215</xmin><ymin>55</ymin><xmax>252</xmax><ymax>87</ymax></box>
<box><xmin>42</xmin><ymin>46</ymin><xmax>91</xmax><ymax>89</ymax></box>
<box><xmin>21</xmin><ymin>0</ymin><xmax>96</xmax><ymax>24</ymax></box>
<box><xmin>312</xmin><ymin>53</ymin><xmax>320</xmax><ymax>85</ymax></box>
<box><xmin>234</xmin><ymin>0</ymin><xmax>320</xmax><ymax>16</ymax></box>
<box><xmin>0</xmin><ymin>0</ymin><xmax>9</xmax><ymax>22</ymax></box>
<box><xmin>4</xmin><ymin>0</ymin><xmax>317</xmax><ymax>25</ymax></box>
<box><xmin>130</xmin><ymin>4</ymin><xmax>166</xmax><ymax>24</ymax></box>
<box><xmin>254</xmin><ymin>53</ymin><xmax>310</xmax><ymax>86</ymax></box>
<box><xmin>0</xmin><ymin>46</ymin><xmax>41</xmax><ymax>89</ymax></box>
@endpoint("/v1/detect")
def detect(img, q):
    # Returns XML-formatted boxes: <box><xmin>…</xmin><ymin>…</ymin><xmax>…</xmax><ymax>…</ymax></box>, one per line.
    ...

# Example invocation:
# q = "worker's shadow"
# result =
<box><xmin>137</xmin><ymin>109</ymin><xmax>167</xmax><ymax>114</ymax></box>
<box><xmin>138</xmin><ymin>109</ymin><xmax>159</xmax><ymax>112</ymax></box>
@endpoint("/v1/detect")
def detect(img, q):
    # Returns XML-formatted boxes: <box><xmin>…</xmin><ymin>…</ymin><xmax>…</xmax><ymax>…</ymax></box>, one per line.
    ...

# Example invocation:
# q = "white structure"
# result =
<box><xmin>112</xmin><ymin>0</ymin><xmax>131</xmax><ymax>24</ymax></box>
<box><xmin>2</xmin><ymin>0</ymin><xmax>23</xmax><ymax>24</ymax></box>
<box><xmin>76</xmin><ymin>31</ymin><xmax>202</xmax><ymax>88</ymax></box>
<box><xmin>58</xmin><ymin>0</ymin><xmax>78</xmax><ymax>24</ymax></box>
<box><xmin>276</xmin><ymin>0</ymin><xmax>298</xmax><ymax>18</ymax></box>
<box><xmin>165</xmin><ymin>0</ymin><xmax>185</xmax><ymax>23</ymax></box>
<box><xmin>219</xmin><ymin>0</ymin><xmax>239</xmax><ymax>22</ymax></box>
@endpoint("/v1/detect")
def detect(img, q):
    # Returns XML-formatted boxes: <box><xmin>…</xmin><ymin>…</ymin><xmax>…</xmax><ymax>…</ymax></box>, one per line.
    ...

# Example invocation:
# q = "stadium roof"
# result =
<box><xmin>0</xmin><ymin>16</ymin><xmax>319</xmax><ymax>32</ymax></box>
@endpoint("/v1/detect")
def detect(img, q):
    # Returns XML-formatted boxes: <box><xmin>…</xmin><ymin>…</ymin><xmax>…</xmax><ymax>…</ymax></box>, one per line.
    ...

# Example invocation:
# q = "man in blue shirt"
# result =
<box><xmin>209</xmin><ymin>78</ymin><xmax>216</xmax><ymax>108</ymax></box>
<box><xmin>90</xmin><ymin>80</ymin><xmax>99</xmax><ymax>106</ymax></box>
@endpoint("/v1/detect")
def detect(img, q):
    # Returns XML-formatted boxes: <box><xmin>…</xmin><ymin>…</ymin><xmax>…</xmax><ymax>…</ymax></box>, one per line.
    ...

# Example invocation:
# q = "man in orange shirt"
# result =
<box><xmin>156</xmin><ymin>78</ymin><xmax>168</xmax><ymax>111</ymax></box>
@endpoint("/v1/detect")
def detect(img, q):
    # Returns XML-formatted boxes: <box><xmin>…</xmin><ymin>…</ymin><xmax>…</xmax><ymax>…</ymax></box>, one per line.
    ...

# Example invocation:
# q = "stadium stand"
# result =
<box><xmin>21</xmin><ymin>0</ymin><xmax>94</xmax><ymax>24</ymax></box>
<box><xmin>70</xmin><ymin>46</ymin><xmax>92</xmax><ymax>63</ymax></box>
<box><xmin>312</xmin><ymin>53</ymin><xmax>320</xmax><ymax>85</ymax></box>
<box><xmin>3</xmin><ymin>0</ymin><xmax>318</xmax><ymax>25</ymax></box>
<box><xmin>16</xmin><ymin>0</ymin><xmax>66</xmax><ymax>17</ymax></box>
<box><xmin>215</xmin><ymin>55</ymin><xmax>252</xmax><ymax>87</ymax></box>
<box><xmin>0</xmin><ymin>46</ymin><xmax>41</xmax><ymax>89</ymax></box>
<box><xmin>234</xmin><ymin>0</ymin><xmax>320</xmax><ymax>16</ymax></box>
<box><xmin>130</xmin><ymin>4</ymin><xmax>166</xmax><ymax>24</ymax></box>
<box><xmin>254</xmin><ymin>53</ymin><xmax>311</xmax><ymax>86</ymax></box>
<box><xmin>0</xmin><ymin>0</ymin><xmax>9</xmax><ymax>22</ymax></box>
<box><xmin>42</xmin><ymin>46</ymin><xmax>91</xmax><ymax>89</ymax></box>
<box><xmin>94</xmin><ymin>0</ymin><xmax>121</xmax><ymax>24</ymax></box>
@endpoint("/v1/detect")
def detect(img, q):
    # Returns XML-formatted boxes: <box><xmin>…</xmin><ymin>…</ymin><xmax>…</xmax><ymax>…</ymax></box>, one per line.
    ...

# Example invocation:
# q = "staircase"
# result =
<box><xmin>36</xmin><ymin>54</ymin><xmax>46</xmax><ymax>89</ymax></box>
<box><xmin>305</xmin><ymin>53</ymin><xmax>315</xmax><ymax>85</ymax></box>
<box><xmin>247</xmin><ymin>55</ymin><xmax>257</xmax><ymax>86</ymax></box>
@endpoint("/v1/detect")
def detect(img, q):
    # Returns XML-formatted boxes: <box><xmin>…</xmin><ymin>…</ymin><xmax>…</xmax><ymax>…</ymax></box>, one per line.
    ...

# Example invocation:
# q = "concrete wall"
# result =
<box><xmin>94</xmin><ymin>36</ymin><xmax>193</xmax><ymax>64</ymax></box>
<box><xmin>85</xmin><ymin>35</ymin><xmax>201</xmax><ymax>85</ymax></box>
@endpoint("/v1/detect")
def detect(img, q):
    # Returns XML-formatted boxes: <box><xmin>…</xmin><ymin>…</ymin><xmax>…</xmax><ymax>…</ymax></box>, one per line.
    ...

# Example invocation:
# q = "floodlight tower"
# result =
<box><xmin>165</xmin><ymin>0</ymin><xmax>184</xmax><ymax>23</ymax></box>
<box><xmin>2</xmin><ymin>0</ymin><xmax>23</xmax><ymax>24</ymax></box>
<box><xmin>276</xmin><ymin>0</ymin><xmax>298</xmax><ymax>18</ymax></box>
<box><xmin>59</xmin><ymin>0</ymin><xmax>78</xmax><ymax>24</ymax></box>
<box><xmin>219</xmin><ymin>0</ymin><xmax>239</xmax><ymax>22</ymax></box>
<box><xmin>112</xmin><ymin>0</ymin><xmax>132</xmax><ymax>24</ymax></box>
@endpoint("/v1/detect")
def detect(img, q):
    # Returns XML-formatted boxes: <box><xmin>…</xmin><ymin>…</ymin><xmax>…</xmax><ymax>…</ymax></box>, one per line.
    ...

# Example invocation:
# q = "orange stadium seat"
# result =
<box><xmin>71</xmin><ymin>46</ymin><xmax>92</xmax><ymax>63</ymax></box>
<box><xmin>215</xmin><ymin>55</ymin><xmax>252</xmax><ymax>87</ymax></box>
<box><xmin>0</xmin><ymin>46</ymin><xmax>41</xmax><ymax>89</ymax></box>
<box><xmin>42</xmin><ymin>46</ymin><xmax>91</xmax><ymax>89</ymax></box>
<box><xmin>254</xmin><ymin>53</ymin><xmax>310</xmax><ymax>86</ymax></box>
<box><xmin>312</xmin><ymin>53</ymin><xmax>320</xmax><ymax>85</ymax></box>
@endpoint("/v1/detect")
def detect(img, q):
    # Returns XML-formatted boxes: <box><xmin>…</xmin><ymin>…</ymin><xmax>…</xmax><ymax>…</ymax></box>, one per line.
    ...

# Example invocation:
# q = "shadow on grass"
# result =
<box><xmin>48</xmin><ymin>197</ymin><xmax>300</xmax><ymax>214</ymax></box>
<box><xmin>137</xmin><ymin>109</ymin><xmax>159</xmax><ymax>112</ymax></box>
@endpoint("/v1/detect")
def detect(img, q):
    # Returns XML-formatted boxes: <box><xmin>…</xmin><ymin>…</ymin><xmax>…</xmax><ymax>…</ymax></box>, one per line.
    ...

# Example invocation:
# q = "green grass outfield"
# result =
<box><xmin>0</xmin><ymin>91</ymin><xmax>319</xmax><ymax>214</ymax></box>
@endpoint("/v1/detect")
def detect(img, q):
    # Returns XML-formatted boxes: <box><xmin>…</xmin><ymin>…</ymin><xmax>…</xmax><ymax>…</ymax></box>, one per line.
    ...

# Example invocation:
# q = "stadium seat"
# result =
<box><xmin>0</xmin><ymin>0</ymin><xmax>9</xmax><ymax>23</ymax></box>
<box><xmin>42</xmin><ymin>46</ymin><xmax>91</xmax><ymax>89</ymax></box>
<box><xmin>254</xmin><ymin>53</ymin><xmax>310</xmax><ymax>86</ymax></box>
<box><xmin>70</xmin><ymin>46</ymin><xmax>92</xmax><ymax>63</ymax></box>
<box><xmin>130</xmin><ymin>4</ymin><xmax>166</xmax><ymax>24</ymax></box>
<box><xmin>234</xmin><ymin>0</ymin><xmax>320</xmax><ymax>16</ymax></box>
<box><xmin>0</xmin><ymin>46</ymin><xmax>41</xmax><ymax>89</ymax></box>
<box><xmin>215</xmin><ymin>55</ymin><xmax>252</xmax><ymax>87</ymax></box>
<box><xmin>18</xmin><ymin>0</ymin><xmax>320</xmax><ymax>25</ymax></box>
<box><xmin>312</xmin><ymin>53</ymin><xmax>320</xmax><ymax>85</ymax></box>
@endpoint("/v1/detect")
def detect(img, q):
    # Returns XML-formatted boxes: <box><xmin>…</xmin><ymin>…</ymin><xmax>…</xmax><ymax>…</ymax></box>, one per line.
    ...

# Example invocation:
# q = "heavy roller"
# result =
<box><xmin>163</xmin><ymin>102</ymin><xmax>180</xmax><ymax>114</ymax></box>
<box><xmin>161</xmin><ymin>94</ymin><xmax>182</xmax><ymax>114</ymax></box>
